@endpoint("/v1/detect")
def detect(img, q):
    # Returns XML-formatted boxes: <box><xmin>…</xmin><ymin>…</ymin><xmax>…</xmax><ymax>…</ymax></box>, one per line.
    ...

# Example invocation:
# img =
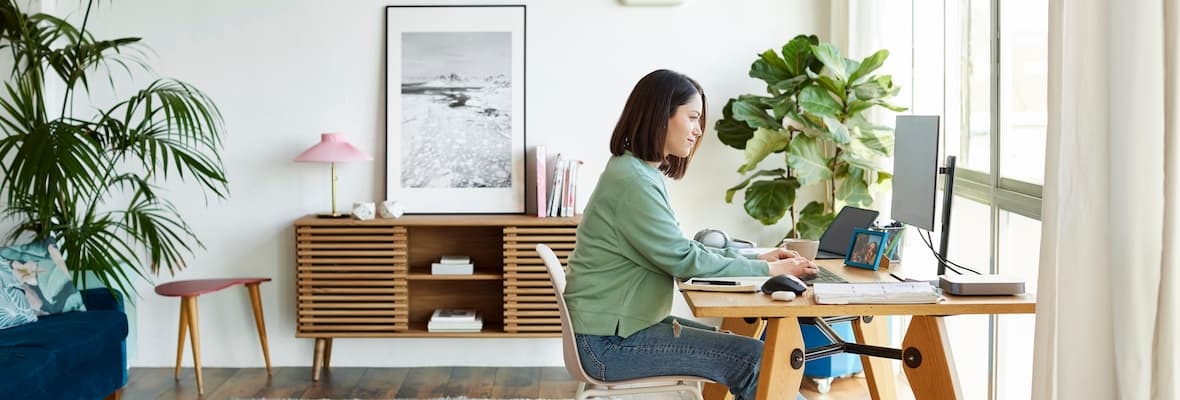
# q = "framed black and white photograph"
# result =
<box><xmin>385</xmin><ymin>5</ymin><xmax>526</xmax><ymax>213</ymax></box>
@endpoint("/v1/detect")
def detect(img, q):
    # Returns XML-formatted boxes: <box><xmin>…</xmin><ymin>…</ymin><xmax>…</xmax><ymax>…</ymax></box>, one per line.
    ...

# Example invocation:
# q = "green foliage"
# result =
<box><xmin>716</xmin><ymin>35</ymin><xmax>905</xmax><ymax>240</ymax></box>
<box><xmin>0</xmin><ymin>0</ymin><xmax>228</xmax><ymax>296</ymax></box>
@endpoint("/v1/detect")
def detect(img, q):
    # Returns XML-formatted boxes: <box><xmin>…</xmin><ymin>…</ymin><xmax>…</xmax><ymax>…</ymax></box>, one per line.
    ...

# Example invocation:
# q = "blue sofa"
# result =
<box><xmin>0</xmin><ymin>288</ymin><xmax>128</xmax><ymax>400</ymax></box>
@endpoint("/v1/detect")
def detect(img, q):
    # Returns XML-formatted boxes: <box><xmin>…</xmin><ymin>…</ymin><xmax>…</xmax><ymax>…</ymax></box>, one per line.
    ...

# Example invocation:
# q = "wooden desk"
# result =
<box><xmin>682</xmin><ymin>260</ymin><xmax>1035</xmax><ymax>400</ymax></box>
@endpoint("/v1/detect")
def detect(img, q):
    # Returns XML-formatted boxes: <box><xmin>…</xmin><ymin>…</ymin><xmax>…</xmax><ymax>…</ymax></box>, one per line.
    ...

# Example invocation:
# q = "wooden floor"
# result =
<box><xmin>120</xmin><ymin>367</ymin><xmax>912</xmax><ymax>400</ymax></box>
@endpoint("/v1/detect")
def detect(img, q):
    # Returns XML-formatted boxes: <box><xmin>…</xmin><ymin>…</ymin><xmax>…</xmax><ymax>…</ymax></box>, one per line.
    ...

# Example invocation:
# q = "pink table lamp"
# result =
<box><xmin>295</xmin><ymin>133</ymin><xmax>372</xmax><ymax>217</ymax></box>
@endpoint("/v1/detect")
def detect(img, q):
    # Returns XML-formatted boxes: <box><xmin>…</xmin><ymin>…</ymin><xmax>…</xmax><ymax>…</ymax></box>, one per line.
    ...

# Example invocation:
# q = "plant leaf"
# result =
<box><xmin>786</xmin><ymin>133</ymin><xmax>831</xmax><ymax>185</ymax></box>
<box><xmin>837</xmin><ymin>166</ymin><xmax>873</xmax><ymax>207</ymax></box>
<box><xmin>781</xmin><ymin>35</ymin><xmax>818</xmax><ymax>76</ymax></box>
<box><xmin>854</xmin><ymin>125</ymin><xmax>894</xmax><ymax>156</ymax></box>
<box><xmin>716</xmin><ymin>99</ymin><xmax>758</xmax><ymax>149</ymax></box>
<box><xmin>813</xmin><ymin>76</ymin><xmax>846</xmax><ymax>102</ymax></box>
<box><xmin>744</xmin><ymin>177</ymin><xmax>799</xmax><ymax>225</ymax></box>
<box><xmin>821</xmin><ymin>116</ymin><xmax>851</xmax><ymax>145</ymax></box>
<box><xmin>750</xmin><ymin>50</ymin><xmax>791</xmax><ymax>86</ymax></box>
<box><xmin>798</xmin><ymin>85</ymin><xmax>841</xmax><ymax>118</ymax></box>
<box><xmin>731</xmin><ymin>98</ymin><xmax>781</xmax><ymax>130</ymax></box>
<box><xmin>849</xmin><ymin>49</ymin><xmax>889</xmax><ymax>84</ymax></box>
<box><xmin>811</xmin><ymin>43</ymin><xmax>847</xmax><ymax>81</ymax></box>
<box><xmin>796</xmin><ymin>202</ymin><xmax>835</xmax><ymax>240</ymax></box>
<box><xmin>725</xmin><ymin>168</ymin><xmax>786</xmax><ymax>203</ymax></box>
<box><xmin>739</xmin><ymin>127</ymin><xmax>791</xmax><ymax>173</ymax></box>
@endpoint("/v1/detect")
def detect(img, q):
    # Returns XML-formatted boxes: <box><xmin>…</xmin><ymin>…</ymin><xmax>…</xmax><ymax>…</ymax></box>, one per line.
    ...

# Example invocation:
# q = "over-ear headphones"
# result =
<box><xmin>693</xmin><ymin>228</ymin><xmax>755</xmax><ymax>249</ymax></box>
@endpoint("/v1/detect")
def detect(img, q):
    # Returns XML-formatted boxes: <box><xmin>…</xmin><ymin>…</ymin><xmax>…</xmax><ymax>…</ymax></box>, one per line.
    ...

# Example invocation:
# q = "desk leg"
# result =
<box><xmin>757</xmin><ymin>317</ymin><xmax>804</xmax><ymax>400</ymax></box>
<box><xmin>703</xmin><ymin>318</ymin><xmax>767</xmax><ymax>400</ymax></box>
<box><xmin>854</xmin><ymin>317</ymin><xmax>898</xmax><ymax>400</ymax></box>
<box><xmin>901</xmin><ymin>316</ymin><xmax>962</xmax><ymax>400</ymax></box>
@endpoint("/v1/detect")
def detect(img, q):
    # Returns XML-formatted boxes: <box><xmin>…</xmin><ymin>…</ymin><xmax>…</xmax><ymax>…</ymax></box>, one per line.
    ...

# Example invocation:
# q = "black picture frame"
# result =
<box><xmin>385</xmin><ymin>5</ymin><xmax>527</xmax><ymax>214</ymax></box>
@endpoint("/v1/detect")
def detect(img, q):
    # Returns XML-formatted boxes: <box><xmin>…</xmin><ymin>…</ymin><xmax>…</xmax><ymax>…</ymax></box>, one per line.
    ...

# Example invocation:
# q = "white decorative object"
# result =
<box><xmin>352</xmin><ymin>202</ymin><xmax>376</xmax><ymax>221</ymax></box>
<box><xmin>378</xmin><ymin>200</ymin><xmax>405</xmax><ymax>219</ymax></box>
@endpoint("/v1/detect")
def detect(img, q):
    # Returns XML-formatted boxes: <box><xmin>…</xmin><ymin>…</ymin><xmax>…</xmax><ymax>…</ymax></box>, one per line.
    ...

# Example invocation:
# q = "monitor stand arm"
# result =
<box><xmin>937</xmin><ymin>155</ymin><xmax>957</xmax><ymax>276</ymax></box>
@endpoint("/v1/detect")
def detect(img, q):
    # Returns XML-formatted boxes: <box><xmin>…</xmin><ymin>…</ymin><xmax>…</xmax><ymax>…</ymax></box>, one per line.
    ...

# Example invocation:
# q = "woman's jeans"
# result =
<box><xmin>574</xmin><ymin>316</ymin><xmax>763</xmax><ymax>400</ymax></box>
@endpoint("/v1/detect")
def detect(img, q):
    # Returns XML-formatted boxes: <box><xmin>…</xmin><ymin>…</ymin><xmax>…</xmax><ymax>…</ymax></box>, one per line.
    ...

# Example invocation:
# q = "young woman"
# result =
<box><xmin>562</xmin><ymin>69</ymin><xmax>818</xmax><ymax>400</ymax></box>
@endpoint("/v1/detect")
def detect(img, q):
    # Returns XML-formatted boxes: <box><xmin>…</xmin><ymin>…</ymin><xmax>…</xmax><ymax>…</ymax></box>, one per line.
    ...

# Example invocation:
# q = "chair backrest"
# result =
<box><xmin>536</xmin><ymin>243</ymin><xmax>600</xmax><ymax>384</ymax></box>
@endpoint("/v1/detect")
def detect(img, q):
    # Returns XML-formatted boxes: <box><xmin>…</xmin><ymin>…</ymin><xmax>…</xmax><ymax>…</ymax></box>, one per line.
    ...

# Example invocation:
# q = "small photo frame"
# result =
<box><xmin>845</xmin><ymin>228</ymin><xmax>889</xmax><ymax>270</ymax></box>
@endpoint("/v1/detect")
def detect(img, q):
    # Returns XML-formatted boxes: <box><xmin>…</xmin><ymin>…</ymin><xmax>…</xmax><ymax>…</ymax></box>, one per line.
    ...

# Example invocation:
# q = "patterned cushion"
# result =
<box><xmin>0</xmin><ymin>260</ymin><xmax>37</xmax><ymax>329</ymax></box>
<box><xmin>0</xmin><ymin>241</ymin><xmax>86</xmax><ymax>315</ymax></box>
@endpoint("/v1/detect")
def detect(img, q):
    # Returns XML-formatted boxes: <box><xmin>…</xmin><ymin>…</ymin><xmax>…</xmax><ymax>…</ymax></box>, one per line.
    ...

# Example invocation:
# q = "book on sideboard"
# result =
<box><xmin>428</xmin><ymin>309</ymin><xmax>482</xmax><ymax>332</ymax></box>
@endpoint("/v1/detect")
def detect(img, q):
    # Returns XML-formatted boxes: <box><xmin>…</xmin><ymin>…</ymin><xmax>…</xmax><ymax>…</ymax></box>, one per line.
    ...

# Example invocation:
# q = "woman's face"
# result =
<box><xmin>663</xmin><ymin>93</ymin><xmax>703</xmax><ymax>158</ymax></box>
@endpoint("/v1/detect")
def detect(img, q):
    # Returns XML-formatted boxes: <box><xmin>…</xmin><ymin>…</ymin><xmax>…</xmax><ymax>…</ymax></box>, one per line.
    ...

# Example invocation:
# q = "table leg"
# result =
<box><xmin>246</xmin><ymin>283</ymin><xmax>273</xmax><ymax>376</ymax></box>
<box><xmin>757</xmin><ymin>317</ymin><xmax>804</xmax><ymax>400</ymax></box>
<box><xmin>182</xmin><ymin>296</ymin><xmax>204</xmax><ymax>395</ymax></box>
<box><xmin>174</xmin><ymin>300</ymin><xmax>187</xmax><ymax>380</ymax></box>
<box><xmin>901</xmin><ymin>316</ymin><xmax>961</xmax><ymax>400</ymax></box>
<box><xmin>313</xmin><ymin>337</ymin><xmax>326</xmax><ymax>381</ymax></box>
<box><xmin>854</xmin><ymin>316</ymin><xmax>898</xmax><ymax>400</ymax></box>
<box><xmin>703</xmin><ymin>318</ymin><xmax>767</xmax><ymax>400</ymax></box>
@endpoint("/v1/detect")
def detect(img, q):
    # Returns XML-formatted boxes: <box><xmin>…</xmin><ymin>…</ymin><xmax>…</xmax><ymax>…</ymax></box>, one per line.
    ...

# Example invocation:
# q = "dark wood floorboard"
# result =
<box><xmin>122</xmin><ymin>367</ymin><xmax>906</xmax><ymax>399</ymax></box>
<box><xmin>348</xmin><ymin>368</ymin><xmax>409</xmax><ymax>399</ymax></box>
<box><xmin>303</xmin><ymin>367</ymin><xmax>370</xmax><ymax>398</ymax></box>
<box><xmin>491</xmin><ymin>367</ymin><xmax>541</xmax><ymax>399</ymax></box>
<box><xmin>538</xmin><ymin>367</ymin><xmax>579</xmax><ymax>399</ymax></box>
<box><xmin>203</xmin><ymin>368</ymin><xmax>272</xmax><ymax>399</ymax></box>
<box><xmin>443</xmin><ymin>367</ymin><xmax>498</xmax><ymax>398</ymax></box>
<box><xmin>394</xmin><ymin>367</ymin><xmax>453</xmax><ymax>399</ymax></box>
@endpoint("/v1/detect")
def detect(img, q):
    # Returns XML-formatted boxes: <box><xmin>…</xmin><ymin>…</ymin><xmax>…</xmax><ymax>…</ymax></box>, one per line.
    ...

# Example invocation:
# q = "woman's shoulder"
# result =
<box><xmin>604</xmin><ymin>154</ymin><xmax>662</xmax><ymax>185</ymax></box>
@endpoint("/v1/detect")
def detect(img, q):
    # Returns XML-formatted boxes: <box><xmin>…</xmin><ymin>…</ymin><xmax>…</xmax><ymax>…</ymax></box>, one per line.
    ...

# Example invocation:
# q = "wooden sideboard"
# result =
<box><xmin>293</xmin><ymin>214</ymin><xmax>579</xmax><ymax>379</ymax></box>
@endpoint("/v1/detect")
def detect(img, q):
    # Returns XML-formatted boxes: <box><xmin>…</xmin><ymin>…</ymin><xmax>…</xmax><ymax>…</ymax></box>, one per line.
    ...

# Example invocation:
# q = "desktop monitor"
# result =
<box><xmin>890</xmin><ymin>115</ymin><xmax>957</xmax><ymax>276</ymax></box>
<box><xmin>891</xmin><ymin>115</ymin><xmax>940</xmax><ymax>232</ymax></box>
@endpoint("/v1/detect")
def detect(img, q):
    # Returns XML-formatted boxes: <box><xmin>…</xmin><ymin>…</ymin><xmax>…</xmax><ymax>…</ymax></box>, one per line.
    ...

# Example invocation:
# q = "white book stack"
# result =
<box><xmin>432</xmin><ymin>255</ymin><xmax>473</xmax><ymax>275</ymax></box>
<box><xmin>427</xmin><ymin>309</ymin><xmax>483</xmax><ymax>332</ymax></box>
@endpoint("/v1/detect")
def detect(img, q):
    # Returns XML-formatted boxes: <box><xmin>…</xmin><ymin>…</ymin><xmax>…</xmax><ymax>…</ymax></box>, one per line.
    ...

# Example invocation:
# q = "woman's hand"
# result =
<box><xmin>768</xmin><ymin>257</ymin><xmax>818</xmax><ymax>278</ymax></box>
<box><xmin>758</xmin><ymin>248</ymin><xmax>800</xmax><ymax>262</ymax></box>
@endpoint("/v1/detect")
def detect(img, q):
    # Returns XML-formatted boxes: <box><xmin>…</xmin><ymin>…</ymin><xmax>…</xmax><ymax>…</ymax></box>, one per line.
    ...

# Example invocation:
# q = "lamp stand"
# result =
<box><xmin>317</xmin><ymin>162</ymin><xmax>349</xmax><ymax>219</ymax></box>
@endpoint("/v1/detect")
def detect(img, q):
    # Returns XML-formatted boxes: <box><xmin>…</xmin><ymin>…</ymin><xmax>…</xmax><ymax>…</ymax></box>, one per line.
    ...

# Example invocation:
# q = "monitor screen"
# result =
<box><xmin>891</xmin><ymin>115</ymin><xmax>940</xmax><ymax>231</ymax></box>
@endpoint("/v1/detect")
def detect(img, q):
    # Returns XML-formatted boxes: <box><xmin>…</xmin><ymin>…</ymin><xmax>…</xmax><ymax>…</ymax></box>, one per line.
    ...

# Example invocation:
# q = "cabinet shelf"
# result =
<box><xmin>406</xmin><ymin>273</ymin><xmax>503</xmax><ymax>281</ymax></box>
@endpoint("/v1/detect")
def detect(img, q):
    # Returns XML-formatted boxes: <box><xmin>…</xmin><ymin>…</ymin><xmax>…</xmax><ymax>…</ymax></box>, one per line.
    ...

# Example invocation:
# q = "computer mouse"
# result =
<box><xmin>761</xmin><ymin>274</ymin><xmax>807</xmax><ymax>295</ymax></box>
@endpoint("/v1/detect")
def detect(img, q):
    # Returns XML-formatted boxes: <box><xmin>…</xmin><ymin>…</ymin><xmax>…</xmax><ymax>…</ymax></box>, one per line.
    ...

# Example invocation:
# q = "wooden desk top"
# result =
<box><xmin>682</xmin><ymin>259</ymin><xmax>1036</xmax><ymax>318</ymax></box>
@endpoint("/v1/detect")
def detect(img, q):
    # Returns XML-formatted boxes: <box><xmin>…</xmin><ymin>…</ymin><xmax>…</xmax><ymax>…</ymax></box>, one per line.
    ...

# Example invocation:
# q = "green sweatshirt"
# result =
<box><xmin>564</xmin><ymin>152</ymin><xmax>770</xmax><ymax>337</ymax></box>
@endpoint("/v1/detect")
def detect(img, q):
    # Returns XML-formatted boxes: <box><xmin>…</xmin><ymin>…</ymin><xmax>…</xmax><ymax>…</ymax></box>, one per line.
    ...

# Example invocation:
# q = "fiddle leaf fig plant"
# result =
<box><xmin>716</xmin><ymin>34</ymin><xmax>905</xmax><ymax>240</ymax></box>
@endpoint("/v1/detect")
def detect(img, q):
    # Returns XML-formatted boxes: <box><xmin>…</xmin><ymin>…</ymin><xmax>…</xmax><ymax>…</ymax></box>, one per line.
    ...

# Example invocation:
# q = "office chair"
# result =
<box><xmin>536</xmin><ymin>243</ymin><xmax>712</xmax><ymax>400</ymax></box>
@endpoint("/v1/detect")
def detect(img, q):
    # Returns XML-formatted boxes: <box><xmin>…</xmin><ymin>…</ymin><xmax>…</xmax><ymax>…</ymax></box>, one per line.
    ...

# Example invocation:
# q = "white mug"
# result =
<box><xmin>781</xmin><ymin>238</ymin><xmax>820</xmax><ymax>260</ymax></box>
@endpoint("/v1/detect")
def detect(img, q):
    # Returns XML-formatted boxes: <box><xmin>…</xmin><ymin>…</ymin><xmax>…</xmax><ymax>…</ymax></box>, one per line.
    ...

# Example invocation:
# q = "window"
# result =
<box><xmin>946</xmin><ymin>1</ymin><xmax>1045</xmax><ymax>399</ymax></box>
<box><xmin>889</xmin><ymin>0</ymin><xmax>1046</xmax><ymax>398</ymax></box>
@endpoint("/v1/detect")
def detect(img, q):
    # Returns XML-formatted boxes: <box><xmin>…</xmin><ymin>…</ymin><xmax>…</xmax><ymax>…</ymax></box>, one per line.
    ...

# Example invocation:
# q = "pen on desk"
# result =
<box><xmin>889</xmin><ymin>273</ymin><xmax>906</xmax><ymax>282</ymax></box>
<box><xmin>692</xmin><ymin>279</ymin><xmax>738</xmax><ymax>286</ymax></box>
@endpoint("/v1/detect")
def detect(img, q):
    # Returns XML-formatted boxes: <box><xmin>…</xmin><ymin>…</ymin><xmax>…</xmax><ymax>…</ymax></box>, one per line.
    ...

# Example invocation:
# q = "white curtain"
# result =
<box><xmin>1034</xmin><ymin>0</ymin><xmax>1180</xmax><ymax>398</ymax></box>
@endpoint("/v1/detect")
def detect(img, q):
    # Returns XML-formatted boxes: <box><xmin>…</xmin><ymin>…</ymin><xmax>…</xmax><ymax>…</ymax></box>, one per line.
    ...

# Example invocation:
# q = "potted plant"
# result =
<box><xmin>715</xmin><ymin>34</ymin><xmax>905</xmax><ymax>240</ymax></box>
<box><xmin>0</xmin><ymin>0</ymin><xmax>228</xmax><ymax>295</ymax></box>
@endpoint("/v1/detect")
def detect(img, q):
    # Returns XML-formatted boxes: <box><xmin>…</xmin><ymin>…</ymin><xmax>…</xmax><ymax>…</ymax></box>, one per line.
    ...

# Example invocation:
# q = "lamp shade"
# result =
<box><xmin>294</xmin><ymin>133</ymin><xmax>372</xmax><ymax>163</ymax></box>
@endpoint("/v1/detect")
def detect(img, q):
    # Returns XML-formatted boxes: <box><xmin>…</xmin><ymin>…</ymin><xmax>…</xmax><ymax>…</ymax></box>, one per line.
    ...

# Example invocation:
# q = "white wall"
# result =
<box><xmin>59</xmin><ymin>0</ymin><xmax>828</xmax><ymax>367</ymax></box>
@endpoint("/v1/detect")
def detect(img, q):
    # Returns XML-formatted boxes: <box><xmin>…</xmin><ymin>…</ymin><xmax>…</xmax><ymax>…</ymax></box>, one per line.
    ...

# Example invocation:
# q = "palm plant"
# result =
<box><xmin>715</xmin><ymin>35</ymin><xmax>904</xmax><ymax>240</ymax></box>
<box><xmin>0</xmin><ymin>0</ymin><xmax>227</xmax><ymax>296</ymax></box>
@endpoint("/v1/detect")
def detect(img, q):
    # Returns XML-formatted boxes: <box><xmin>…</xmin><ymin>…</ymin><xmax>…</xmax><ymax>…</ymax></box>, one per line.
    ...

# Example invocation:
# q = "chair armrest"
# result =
<box><xmin>82</xmin><ymin>288</ymin><xmax>125</xmax><ymax>312</ymax></box>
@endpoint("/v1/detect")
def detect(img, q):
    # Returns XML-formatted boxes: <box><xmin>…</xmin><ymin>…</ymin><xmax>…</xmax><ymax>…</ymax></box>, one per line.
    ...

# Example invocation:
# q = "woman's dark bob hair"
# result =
<box><xmin>609</xmin><ymin>69</ymin><xmax>705</xmax><ymax>180</ymax></box>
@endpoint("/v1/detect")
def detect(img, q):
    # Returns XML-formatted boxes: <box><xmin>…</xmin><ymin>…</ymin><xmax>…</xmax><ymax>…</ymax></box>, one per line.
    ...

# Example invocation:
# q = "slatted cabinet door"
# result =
<box><xmin>502</xmin><ymin>226</ymin><xmax>574</xmax><ymax>334</ymax></box>
<box><xmin>296</xmin><ymin>224</ymin><xmax>409</xmax><ymax>336</ymax></box>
